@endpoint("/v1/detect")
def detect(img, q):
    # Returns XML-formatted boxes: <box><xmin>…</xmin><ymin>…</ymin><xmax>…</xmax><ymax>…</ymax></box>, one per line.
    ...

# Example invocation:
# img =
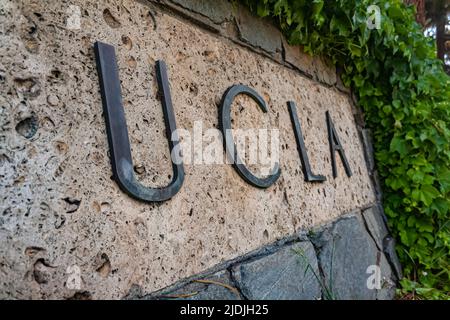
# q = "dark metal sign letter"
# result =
<box><xmin>220</xmin><ymin>85</ymin><xmax>281</xmax><ymax>188</ymax></box>
<box><xmin>94</xmin><ymin>41</ymin><xmax>184</xmax><ymax>202</ymax></box>
<box><xmin>326</xmin><ymin>111</ymin><xmax>352</xmax><ymax>178</ymax></box>
<box><xmin>288</xmin><ymin>101</ymin><xmax>326</xmax><ymax>182</ymax></box>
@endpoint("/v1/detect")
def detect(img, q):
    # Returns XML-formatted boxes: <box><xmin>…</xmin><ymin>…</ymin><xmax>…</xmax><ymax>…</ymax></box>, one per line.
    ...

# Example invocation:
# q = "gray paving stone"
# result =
<box><xmin>169</xmin><ymin>0</ymin><xmax>233</xmax><ymax>24</ymax></box>
<box><xmin>362</xmin><ymin>205</ymin><xmax>388</xmax><ymax>250</ymax></box>
<box><xmin>383</xmin><ymin>235</ymin><xmax>403</xmax><ymax>280</ymax></box>
<box><xmin>155</xmin><ymin>270</ymin><xmax>242</xmax><ymax>300</ymax></box>
<box><xmin>376</xmin><ymin>253</ymin><xmax>397</xmax><ymax>300</ymax></box>
<box><xmin>282</xmin><ymin>38</ymin><xmax>336</xmax><ymax>85</ymax></box>
<box><xmin>361</xmin><ymin>129</ymin><xmax>375</xmax><ymax>173</ymax></box>
<box><xmin>282</xmin><ymin>38</ymin><xmax>317</xmax><ymax>77</ymax></box>
<box><xmin>315</xmin><ymin>58</ymin><xmax>337</xmax><ymax>85</ymax></box>
<box><xmin>363</xmin><ymin>206</ymin><xmax>402</xmax><ymax>281</ymax></box>
<box><xmin>311</xmin><ymin>215</ymin><xmax>394</xmax><ymax>300</ymax></box>
<box><xmin>231</xmin><ymin>241</ymin><xmax>321</xmax><ymax>300</ymax></box>
<box><xmin>235</xmin><ymin>8</ymin><xmax>282</xmax><ymax>54</ymax></box>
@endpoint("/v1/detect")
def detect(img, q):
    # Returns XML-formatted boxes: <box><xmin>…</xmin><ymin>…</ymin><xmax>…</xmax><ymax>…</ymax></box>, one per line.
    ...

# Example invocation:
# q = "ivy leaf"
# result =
<box><xmin>415</xmin><ymin>218</ymin><xmax>434</xmax><ymax>233</ymax></box>
<box><xmin>256</xmin><ymin>2</ymin><xmax>270</xmax><ymax>17</ymax></box>
<box><xmin>348</xmin><ymin>43</ymin><xmax>362</xmax><ymax>57</ymax></box>
<box><xmin>390</xmin><ymin>136</ymin><xmax>408</xmax><ymax>156</ymax></box>
<box><xmin>419</xmin><ymin>185</ymin><xmax>440</xmax><ymax>206</ymax></box>
<box><xmin>437</xmin><ymin>167</ymin><xmax>450</xmax><ymax>192</ymax></box>
<box><xmin>431</xmin><ymin>198</ymin><xmax>449</xmax><ymax>217</ymax></box>
<box><xmin>330</xmin><ymin>15</ymin><xmax>350</xmax><ymax>36</ymax></box>
<box><xmin>312</xmin><ymin>0</ymin><xmax>324</xmax><ymax>16</ymax></box>
<box><xmin>388</xmin><ymin>5</ymin><xmax>403</xmax><ymax>19</ymax></box>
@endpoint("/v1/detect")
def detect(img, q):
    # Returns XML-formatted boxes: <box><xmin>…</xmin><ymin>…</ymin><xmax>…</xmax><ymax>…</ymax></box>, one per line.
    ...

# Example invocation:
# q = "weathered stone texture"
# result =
<box><xmin>149</xmin><ymin>270</ymin><xmax>242</xmax><ymax>300</ymax></box>
<box><xmin>311</xmin><ymin>215</ymin><xmax>396</xmax><ymax>300</ymax></box>
<box><xmin>0</xmin><ymin>0</ymin><xmax>375</xmax><ymax>299</ymax></box>
<box><xmin>363</xmin><ymin>206</ymin><xmax>402</xmax><ymax>280</ymax></box>
<box><xmin>168</xmin><ymin>0</ymin><xmax>233</xmax><ymax>24</ymax></box>
<box><xmin>283</xmin><ymin>39</ymin><xmax>337</xmax><ymax>86</ymax></box>
<box><xmin>361</xmin><ymin>129</ymin><xmax>375</xmax><ymax>173</ymax></box>
<box><xmin>235</xmin><ymin>8</ymin><xmax>282</xmax><ymax>54</ymax></box>
<box><xmin>231</xmin><ymin>241</ymin><xmax>321</xmax><ymax>300</ymax></box>
<box><xmin>383</xmin><ymin>235</ymin><xmax>403</xmax><ymax>280</ymax></box>
<box><xmin>362</xmin><ymin>206</ymin><xmax>388</xmax><ymax>250</ymax></box>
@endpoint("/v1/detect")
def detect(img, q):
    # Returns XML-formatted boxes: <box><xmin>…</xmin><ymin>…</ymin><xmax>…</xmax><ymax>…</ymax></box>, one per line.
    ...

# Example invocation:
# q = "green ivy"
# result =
<box><xmin>241</xmin><ymin>0</ymin><xmax>450</xmax><ymax>299</ymax></box>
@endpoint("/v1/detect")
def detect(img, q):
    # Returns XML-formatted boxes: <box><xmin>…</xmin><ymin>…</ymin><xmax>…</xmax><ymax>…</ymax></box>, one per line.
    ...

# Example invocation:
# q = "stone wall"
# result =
<box><xmin>0</xmin><ymin>0</ymin><xmax>401</xmax><ymax>299</ymax></box>
<box><xmin>134</xmin><ymin>209</ymin><xmax>402</xmax><ymax>300</ymax></box>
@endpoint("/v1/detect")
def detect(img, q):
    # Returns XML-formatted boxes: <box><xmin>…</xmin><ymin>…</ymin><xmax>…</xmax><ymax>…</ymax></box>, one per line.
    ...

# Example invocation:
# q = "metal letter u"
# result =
<box><xmin>94</xmin><ymin>41</ymin><xmax>184</xmax><ymax>202</ymax></box>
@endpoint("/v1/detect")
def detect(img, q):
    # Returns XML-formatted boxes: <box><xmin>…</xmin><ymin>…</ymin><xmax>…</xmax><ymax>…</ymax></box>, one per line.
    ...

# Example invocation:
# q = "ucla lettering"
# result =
<box><xmin>94</xmin><ymin>42</ymin><xmax>352</xmax><ymax>202</ymax></box>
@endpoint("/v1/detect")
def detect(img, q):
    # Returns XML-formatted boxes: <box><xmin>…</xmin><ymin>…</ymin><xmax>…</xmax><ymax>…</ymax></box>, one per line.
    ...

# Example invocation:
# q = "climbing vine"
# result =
<box><xmin>240</xmin><ymin>0</ymin><xmax>450</xmax><ymax>299</ymax></box>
